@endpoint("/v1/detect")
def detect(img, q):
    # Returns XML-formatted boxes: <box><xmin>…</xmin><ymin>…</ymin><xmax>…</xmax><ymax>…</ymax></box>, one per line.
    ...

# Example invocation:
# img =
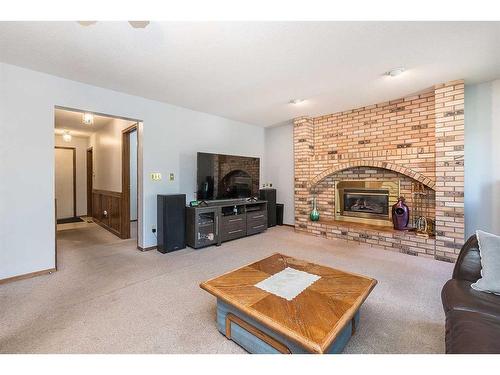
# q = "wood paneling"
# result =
<box><xmin>88</xmin><ymin>123</ymin><xmax>138</xmax><ymax>241</ymax></box>
<box><xmin>92</xmin><ymin>189</ymin><xmax>123</xmax><ymax>237</ymax></box>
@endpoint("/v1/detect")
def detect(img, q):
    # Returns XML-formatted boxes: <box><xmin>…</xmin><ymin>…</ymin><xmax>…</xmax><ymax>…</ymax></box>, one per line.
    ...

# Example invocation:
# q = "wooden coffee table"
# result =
<box><xmin>200</xmin><ymin>253</ymin><xmax>377</xmax><ymax>354</ymax></box>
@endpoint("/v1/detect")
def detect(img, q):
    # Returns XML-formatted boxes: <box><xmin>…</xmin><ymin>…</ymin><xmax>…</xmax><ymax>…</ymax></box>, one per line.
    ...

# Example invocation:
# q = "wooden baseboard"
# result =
<box><xmin>0</xmin><ymin>268</ymin><xmax>56</xmax><ymax>285</ymax></box>
<box><xmin>138</xmin><ymin>245</ymin><xmax>157</xmax><ymax>252</ymax></box>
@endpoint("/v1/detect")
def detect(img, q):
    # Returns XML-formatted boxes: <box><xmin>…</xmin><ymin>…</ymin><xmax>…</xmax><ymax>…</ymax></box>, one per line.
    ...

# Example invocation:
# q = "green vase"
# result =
<box><xmin>310</xmin><ymin>197</ymin><xmax>320</xmax><ymax>221</ymax></box>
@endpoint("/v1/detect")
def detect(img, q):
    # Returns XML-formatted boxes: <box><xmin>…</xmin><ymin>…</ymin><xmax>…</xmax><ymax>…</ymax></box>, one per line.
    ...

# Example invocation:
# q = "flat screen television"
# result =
<box><xmin>197</xmin><ymin>152</ymin><xmax>260</xmax><ymax>200</ymax></box>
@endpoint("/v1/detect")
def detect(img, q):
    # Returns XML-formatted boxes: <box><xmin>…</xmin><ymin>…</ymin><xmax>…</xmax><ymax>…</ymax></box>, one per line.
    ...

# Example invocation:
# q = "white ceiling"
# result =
<box><xmin>54</xmin><ymin>108</ymin><xmax>134</xmax><ymax>137</ymax></box>
<box><xmin>2</xmin><ymin>21</ymin><xmax>500</xmax><ymax>127</ymax></box>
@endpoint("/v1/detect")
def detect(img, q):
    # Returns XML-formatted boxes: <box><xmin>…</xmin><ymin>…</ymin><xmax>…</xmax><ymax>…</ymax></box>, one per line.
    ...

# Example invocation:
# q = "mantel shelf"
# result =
<box><xmin>314</xmin><ymin>218</ymin><xmax>435</xmax><ymax>239</ymax></box>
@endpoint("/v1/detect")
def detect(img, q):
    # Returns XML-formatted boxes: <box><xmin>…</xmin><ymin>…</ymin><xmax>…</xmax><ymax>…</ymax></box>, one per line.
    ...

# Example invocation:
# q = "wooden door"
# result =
<box><xmin>87</xmin><ymin>148</ymin><xmax>93</xmax><ymax>217</ymax></box>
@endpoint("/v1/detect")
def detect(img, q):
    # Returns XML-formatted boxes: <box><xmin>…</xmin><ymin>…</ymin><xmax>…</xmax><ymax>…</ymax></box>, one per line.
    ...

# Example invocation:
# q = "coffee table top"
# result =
<box><xmin>200</xmin><ymin>253</ymin><xmax>377</xmax><ymax>353</ymax></box>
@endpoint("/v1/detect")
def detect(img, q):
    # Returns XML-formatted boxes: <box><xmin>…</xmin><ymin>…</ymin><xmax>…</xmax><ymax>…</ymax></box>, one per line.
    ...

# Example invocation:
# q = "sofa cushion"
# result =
<box><xmin>452</xmin><ymin>235</ymin><xmax>481</xmax><ymax>282</ymax></box>
<box><xmin>445</xmin><ymin>309</ymin><xmax>500</xmax><ymax>354</ymax></box>
<box><xmin>472</xmin><ymin>230</ymin><xmax>500</xmax><ymax>295</ymax></box>
<box><xmin>441</xmin><ymin>279</ymin><xmax>500</xmax><ymax>317</ymax></box>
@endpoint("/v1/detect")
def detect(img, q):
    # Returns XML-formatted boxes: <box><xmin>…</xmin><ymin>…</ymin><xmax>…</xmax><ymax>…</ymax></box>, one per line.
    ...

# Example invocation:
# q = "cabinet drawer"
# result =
<box><xmin>247</xmin><ymin>210</ymin><xmax>267</xmax><ymax>228</ymax></box>
<box><xmin>221</xmin><ymin>227</ymin><xmax>246</xmax><ymax>242</ymax></box>
<box><xmin>221</xmin><ymin>215</ymin><xmax>246</xmax><ymax>226</ymax></box>
<box><xmin>247</xmin><ymin>222</ymin><xmax>267</xmax><ymax>235</ymax></box>
<box><xmin>246</xmin><ymin>211</ymin><xmax>266</xmax><ymax>221</ymax></box>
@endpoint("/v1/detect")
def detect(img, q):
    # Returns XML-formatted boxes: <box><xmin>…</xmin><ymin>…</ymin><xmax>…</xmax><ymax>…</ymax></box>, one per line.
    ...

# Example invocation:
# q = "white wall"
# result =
<box><xmin>0</xmin><ymin>62</ymin><xmax>265</xmax><ymax>280</ymax></box>
<box><xmin>464</xmin><ymin>80</ymin><xmax>500</xmax><ymax>237</ymax></box>
<box><xmin>89</xmin><ymin>118</ymin><xmax>134</xmax><ymax>192</ymax></box>
<box><xmin>54</xmin><ymin>134</ymin><xmax>89</xmax><ymax>216</ymax></box>
<box><xmin>264</xmin><ymin>123</ymin><xmax>295</xmax><ymax>225</ymax></box>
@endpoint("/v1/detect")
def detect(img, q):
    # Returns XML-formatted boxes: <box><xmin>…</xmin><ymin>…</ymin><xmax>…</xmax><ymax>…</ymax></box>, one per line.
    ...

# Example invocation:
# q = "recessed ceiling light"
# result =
<box><xmin>385</xmin><ymin>67</ymin><xmax>405</xmax><ymax>77</ymax></box>
<box><xmin>289</xmin><ymin>99</ymin><xmax>305</xmax><ymax>104</ymax></box>
<box><xmin>82</xmin><ymin>112</ymin><xmax>94</xmax><ymax>125</ymax></box>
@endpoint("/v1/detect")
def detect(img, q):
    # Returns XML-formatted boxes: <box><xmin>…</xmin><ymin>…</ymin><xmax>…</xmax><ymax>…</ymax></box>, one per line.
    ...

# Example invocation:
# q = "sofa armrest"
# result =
<box><xmin>452</xmin><ymin>235</ymin><xmax>482</xmax><ymax>283</ymax></box>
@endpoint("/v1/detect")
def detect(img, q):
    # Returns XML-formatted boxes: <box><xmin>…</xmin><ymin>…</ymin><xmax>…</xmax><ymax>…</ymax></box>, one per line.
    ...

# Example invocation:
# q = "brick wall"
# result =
<box><xmin>293</xmin><ymin>80</ymin><xmax>464</xmax><ymax>261</ymax></box>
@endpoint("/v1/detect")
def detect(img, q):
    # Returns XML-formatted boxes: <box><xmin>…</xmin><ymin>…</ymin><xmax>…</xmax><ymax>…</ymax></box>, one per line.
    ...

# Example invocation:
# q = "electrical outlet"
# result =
<box><xmin>151</xmin><ymin>224</ymin><xmax>156</xmax><ymax>234</ymax></box>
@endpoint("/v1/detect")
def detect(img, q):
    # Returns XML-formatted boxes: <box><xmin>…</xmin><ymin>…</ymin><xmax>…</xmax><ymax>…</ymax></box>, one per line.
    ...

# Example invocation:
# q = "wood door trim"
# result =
<box><xmin>55</xmin><ymin>146</ymin><xmax>77</xmax><ymax>218</ymax></box>
<box><xmin>121</xmin><ymin>123</ymin><xmax>138</xmax><ymax>240</ymax></box>
<box><xmin>86</xmin><ymin>147</ymin><xmax>93</xmax><ymax>217</ymax></box>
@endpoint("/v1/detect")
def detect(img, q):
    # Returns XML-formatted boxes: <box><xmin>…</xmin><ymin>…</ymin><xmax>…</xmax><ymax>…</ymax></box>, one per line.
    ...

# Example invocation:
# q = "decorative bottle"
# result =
<box><xmin>310</xmin><ymin>196</ymin><xmax>320</xmax><ymax>221</ymax></box>
<box><xmin>392</xmin><ymin>197</ymin><xmax>409</xmax><ymax>230</ymax></box>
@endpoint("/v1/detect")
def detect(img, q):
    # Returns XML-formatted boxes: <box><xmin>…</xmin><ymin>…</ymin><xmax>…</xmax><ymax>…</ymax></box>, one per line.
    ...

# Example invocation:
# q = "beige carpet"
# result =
<box><xmin>0</xmin><ymin>224</ymin><xmax>453</xmax><ymax>353</ymax></box>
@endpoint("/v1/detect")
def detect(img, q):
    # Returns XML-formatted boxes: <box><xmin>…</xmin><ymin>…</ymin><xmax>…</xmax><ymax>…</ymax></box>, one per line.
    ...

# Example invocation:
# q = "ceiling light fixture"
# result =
<box><xmin>77</xmin><ymin>21</ymin><xmax>150</xmax><ymax>29</ymax></box>
<box><xmin>385</xmin><ymin>67</ymin><xmax>405</xmax><ymax>77</ymax></box>
<box><xmin>77</xmin><ymin>21</ymin><xmax>97</xmax><ymax>27</ymax></box>
<box><xmin>128</xmin><ymin>21</ymin><xmax>150</xmax><ymax>29</ymax></box>
<box><xmin>62</xmin><ymin>130</ymin><xmax>72</xmax><ymax>143</ymax></box>
<box><xmin>289</xmin><ymin>99</ymin><xmax>305</xmax><ymax>105</ymax></box>
<box><xmin>82</xmin><ymin>112</ymin><xmax>94</xmax><ymax>125</ymax></box>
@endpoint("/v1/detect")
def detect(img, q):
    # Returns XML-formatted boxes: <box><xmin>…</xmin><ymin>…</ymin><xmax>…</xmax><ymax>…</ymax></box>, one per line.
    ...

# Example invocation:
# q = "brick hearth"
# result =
<box><xmin>293</xmin><ymin>80</ymin><xmax>464</xmax><ymax>261</ymax></box>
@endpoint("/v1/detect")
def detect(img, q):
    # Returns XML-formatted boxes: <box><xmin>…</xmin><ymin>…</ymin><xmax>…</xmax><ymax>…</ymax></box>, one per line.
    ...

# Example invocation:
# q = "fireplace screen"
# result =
<box><xmin>342</xmin><ymin>188</ymin><xmax>389</xmax><ymax>220</ymax></box>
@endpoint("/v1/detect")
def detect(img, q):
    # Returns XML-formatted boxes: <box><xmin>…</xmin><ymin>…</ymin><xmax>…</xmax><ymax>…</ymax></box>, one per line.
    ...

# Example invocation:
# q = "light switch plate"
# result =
<box><xmin>169</xmin><ymin>173</ymin><xmax>175</xmax><ymax>181</ymax></box>
<box><xmin>151</xmin><ymin>172</ymin><xmax>162</xmax><ymax>181</ymax></box>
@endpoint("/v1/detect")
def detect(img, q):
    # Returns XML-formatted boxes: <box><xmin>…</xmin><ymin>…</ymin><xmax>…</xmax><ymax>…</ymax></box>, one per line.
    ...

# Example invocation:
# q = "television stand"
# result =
<box><xmin>186</xmin><ymin>199</ymin><xmax>268</xmax><ymax>249</ymax></box>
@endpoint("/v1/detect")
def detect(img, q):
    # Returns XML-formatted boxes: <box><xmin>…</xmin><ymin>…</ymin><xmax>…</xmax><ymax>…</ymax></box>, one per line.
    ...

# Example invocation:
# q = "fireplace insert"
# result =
<box><xmin>340</xmin><ymin>188</ymin><xmax>390</xmax><ymax>220</ymax></box>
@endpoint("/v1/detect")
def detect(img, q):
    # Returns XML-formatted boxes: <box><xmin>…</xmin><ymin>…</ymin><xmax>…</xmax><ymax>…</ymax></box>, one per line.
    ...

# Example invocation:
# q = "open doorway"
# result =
<box><xmin>54</xmin><ymin>146</ymin><xmax>77</xmax><ymax>223</ymax></box>
<box><xmin>54</xmin><ymin>107</ymin><xmax>142</xmax><ymax>267</ymax></box>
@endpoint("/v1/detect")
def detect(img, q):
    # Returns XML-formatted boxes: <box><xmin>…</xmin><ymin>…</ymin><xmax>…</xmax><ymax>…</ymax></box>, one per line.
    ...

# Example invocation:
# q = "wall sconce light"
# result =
<box><xmin>63</xmin><ymin>130</ymin><xmax>72</xmax><ymax>142</ymax></box>
<box><xmin>82</xmin><ymin>112</ymin><xmax>94</xmax><ymax>125</ymax></box>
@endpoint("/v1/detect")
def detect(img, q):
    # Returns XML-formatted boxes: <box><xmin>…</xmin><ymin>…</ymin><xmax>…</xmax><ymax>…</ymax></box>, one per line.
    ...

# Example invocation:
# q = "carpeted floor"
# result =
<box><xmin>0</xmin><ymin>224</ymin><xmax>453</xmax><ymax>353</ymax></box>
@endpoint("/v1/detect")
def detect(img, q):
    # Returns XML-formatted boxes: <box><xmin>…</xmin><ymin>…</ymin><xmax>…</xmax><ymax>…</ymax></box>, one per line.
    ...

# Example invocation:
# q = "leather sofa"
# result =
<box><xmin>441</xmin><ymin>235</ymin><xmax>500</xmax><ymax>353</ymax></box>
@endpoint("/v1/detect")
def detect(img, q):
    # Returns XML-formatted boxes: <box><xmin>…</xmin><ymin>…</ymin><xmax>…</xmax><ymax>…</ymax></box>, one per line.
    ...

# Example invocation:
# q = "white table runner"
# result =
<box><xmin>254</xmin><ymin>267</ymin><xmax>321</xmax><ymax>301</ymax></box>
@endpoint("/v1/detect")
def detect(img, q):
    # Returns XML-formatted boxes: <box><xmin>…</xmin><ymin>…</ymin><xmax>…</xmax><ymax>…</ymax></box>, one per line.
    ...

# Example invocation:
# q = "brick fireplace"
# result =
<box><xmin>293</xmin><ymin>80</ymin><xmax>464</xmax><ymax>261</ymax></box>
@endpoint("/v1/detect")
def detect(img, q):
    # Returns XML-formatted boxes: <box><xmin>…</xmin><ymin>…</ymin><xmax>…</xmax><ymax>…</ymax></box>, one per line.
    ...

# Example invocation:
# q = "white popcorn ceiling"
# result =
<box><xmin>1</xmin><ymin>21</ymin><xmax>499</xmax><ymax>126</ymax></box>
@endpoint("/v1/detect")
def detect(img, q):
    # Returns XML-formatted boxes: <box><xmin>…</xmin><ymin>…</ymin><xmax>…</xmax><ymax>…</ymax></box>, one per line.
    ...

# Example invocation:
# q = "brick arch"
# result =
<box><xmin>309</xmin><ymin>160</ymin><xmax>436</xmax><ymax>189</ymax></box>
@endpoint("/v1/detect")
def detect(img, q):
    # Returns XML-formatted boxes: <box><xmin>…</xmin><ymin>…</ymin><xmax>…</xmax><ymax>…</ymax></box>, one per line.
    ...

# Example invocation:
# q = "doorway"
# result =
<box><xmin>54</xmin><ymin>146</ymin><xmax>76</xmax><ymax>221</ymax></box>
<box><xmin>54</xmin><ymin>106</ymin><xmax>143</xmax><ymax>260</ymax></box>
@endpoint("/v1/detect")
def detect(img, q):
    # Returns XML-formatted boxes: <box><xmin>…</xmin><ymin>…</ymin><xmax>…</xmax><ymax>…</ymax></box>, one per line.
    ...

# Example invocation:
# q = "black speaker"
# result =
<box><xmin>276</xmin><ymin>203</ymin><xmax>284</xmax><ymax>226</ymax></box>
<box><xmin>157</xmin><ymin>194</ymin><xmax>186</xmax><ymax>253</ymax></box>
<box><xmin>259</xmin><ymin>188</ymin><xmax>276</xmax><ymax>227</ymax></box>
